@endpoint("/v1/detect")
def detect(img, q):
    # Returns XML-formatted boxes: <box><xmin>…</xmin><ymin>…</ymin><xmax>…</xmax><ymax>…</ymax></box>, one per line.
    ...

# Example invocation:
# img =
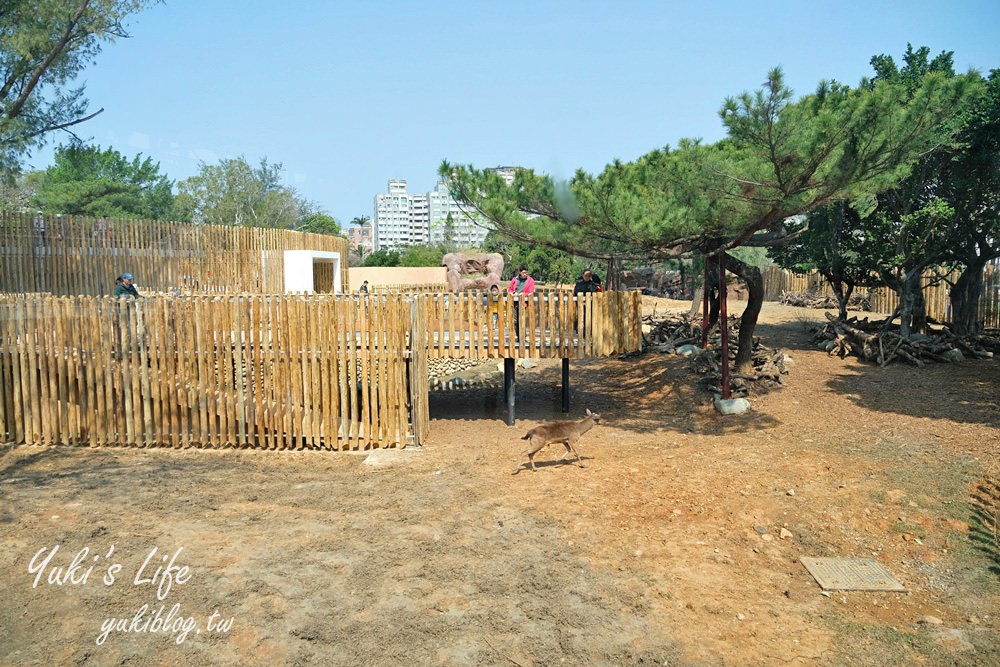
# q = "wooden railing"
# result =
<box><xmin>0</xmin><ymin>290</ymin><xmax>642</xmax><ymax>449</ymax></box>
<box><xmin>413</xmin><ymin>290</ymin><xmax>642</xmax><ymax>359</ymax></box>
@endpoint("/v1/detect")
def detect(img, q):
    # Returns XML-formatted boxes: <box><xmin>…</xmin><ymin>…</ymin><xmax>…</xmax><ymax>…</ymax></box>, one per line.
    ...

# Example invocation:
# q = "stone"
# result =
<box><xmin>715</xmin><ymin>397</ymin><xmax>750</xmax><ymax>415</ymax></box>
<box><xmin>754</xmin><ymin>524</ymin><xmax>768</xmax><ymax>535</ymax></box>
<box><xmin>363</xmin><ymin>448</ymin><xmax>421</xmax><ymax>467</ymax></box>
<box><xmin>787</xmin><ymin>489</ymin><xmax>796</xmax><ymax>497</ymax></box>
<box><xmin>676</xmin><ymin>344</ymin><xmax>701</xmax><ymax>358</ymax></box>
<box><xmin>780</xmin><ymin>528</ymin><xmax>793</xmax><ymax>540</ymax></box>
<box><xmin>942</xmin><ymin>348</ymin><xmax>965</xmax><ymax>362</ymax></box>
<box><xmin>517</xmin><ymin>358</ymin><xmax>539</xmax><ymax>369</ymax></box>
<box><xmin>918</xmin><ymin>615</ymin><xmax>944</xmax><ymax>626</ymax></box>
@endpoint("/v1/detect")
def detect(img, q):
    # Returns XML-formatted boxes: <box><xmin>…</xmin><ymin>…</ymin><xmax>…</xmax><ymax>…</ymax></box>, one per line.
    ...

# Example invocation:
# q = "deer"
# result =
<box><xmin>512</xmin><ymin>409</ymin><xmax>602</xmax><ymax>474</ymax></box>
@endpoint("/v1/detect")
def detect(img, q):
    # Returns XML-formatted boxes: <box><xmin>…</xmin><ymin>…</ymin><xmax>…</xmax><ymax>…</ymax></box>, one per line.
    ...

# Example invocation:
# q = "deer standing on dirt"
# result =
<box><xmin>512</xmin><ymin>409</ymin><xmax>602</xmax><ymax>474</ymax></box>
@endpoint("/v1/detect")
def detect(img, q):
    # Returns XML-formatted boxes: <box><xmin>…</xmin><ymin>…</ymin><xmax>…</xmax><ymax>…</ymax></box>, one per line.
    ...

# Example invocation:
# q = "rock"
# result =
<box><xmin>676</xmin><ymin>344</ymin><xmax>701</xmax><ymax>358</ymax></box>
<box><xmin>823</xmin><ymin>340</ymin><xmax>837</xmax><ymax>352</ymax></box>
<box><xmin>754</xmin><ymin>524</ymin><xmax>768</xmax><ymax>535</ymax></box>
<box><xmin>787</xmin><ymin>489</ymin><xmax>796</xmax><ymax>497</ymax></box>
<box><xmin>642</xmin><ymin>324</ymin><xmax>653</xmax><ymax>335</ymax></box>
<box><xmin>918</xmin><ymin>615</ymin><xmax>944</xmax><ymax>626</ymax></box>
<box><xmin>782</xmin><ymin>354</ymin><xmax>794</xmax><ymax>366</ymax></box>
<box><xmin>779</xmin><ymin>528</ymin><xmax>793</xmax><ymax>540</ymax></box>
<box><xmin>517</xmin><ymin>358</ymin><xmax>538</xmax><ymax>369</ymax></box>
<box><xmin>761</xmin><ymin>534</ymin><xmax>773</xmax><ymax>542</ymax></box>
<box><xmin>715</xmin><ymin>397</ymin><xmax>750</xmax><ymax>415</ymax></box>
<box><xmin>363</xmin><ymin>448</ymin><xmax>421</xmax><ymax>467</ymax></box>
<box><xmin>942</xmin><ymin>348</ymin><xmax>965</xmax><ymax>362</ymax></box>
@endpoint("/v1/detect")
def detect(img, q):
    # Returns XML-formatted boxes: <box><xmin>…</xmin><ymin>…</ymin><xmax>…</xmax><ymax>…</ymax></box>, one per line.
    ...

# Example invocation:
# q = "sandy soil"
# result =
<box><xmin>1</xmin><ymin>299</ymin><xmax>998</xmax><ymax>667</ymax></box>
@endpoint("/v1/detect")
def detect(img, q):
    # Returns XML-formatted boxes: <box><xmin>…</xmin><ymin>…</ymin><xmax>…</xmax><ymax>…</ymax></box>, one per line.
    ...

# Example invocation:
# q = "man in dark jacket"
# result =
<box><xmin>573</xmin><ymin>269</ymin><xmax>602</xmax><ymax>294</ymax></box>
<box><xmin>113</xmin><ymin>273</ymin><xmax>140</xmax><ymax>298</ymax></box>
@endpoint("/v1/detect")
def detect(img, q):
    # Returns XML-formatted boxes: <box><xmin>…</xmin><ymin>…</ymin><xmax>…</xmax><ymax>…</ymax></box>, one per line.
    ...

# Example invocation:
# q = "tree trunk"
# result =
<box><xmin>829</xmin><ymin>279</ymin><xmax>854</xmax><ymax>320</ymax></box>
<box><xmin>721</xmin><ymin>252</ymin><xmax>763</xmax><ymax>374</ymax></box>
<box><xmin>898</xmin><ymin>269</ymin><xmax>925</xmax><ymax>339</ymax></box>
<box><xmin>949</xmin><ymin>258</ymin><xmax>986</xmax><ymax>336</ymax></box>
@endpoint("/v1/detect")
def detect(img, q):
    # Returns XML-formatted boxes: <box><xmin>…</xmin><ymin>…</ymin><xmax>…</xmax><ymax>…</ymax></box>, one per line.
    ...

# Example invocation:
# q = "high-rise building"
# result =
<box><xmin>373</xmin><ymin>178</ymin><xmax>492</xmax><ymax>252</ymax></box>
<box><xmin>427</xmin><ymin>181</ymin><xmax>488</xmax><ymax>248</ymax></box>
<box><xmin>373</xmin><ymin>180</ymin><xmax>429</xmax><ymax>251</ymax></box>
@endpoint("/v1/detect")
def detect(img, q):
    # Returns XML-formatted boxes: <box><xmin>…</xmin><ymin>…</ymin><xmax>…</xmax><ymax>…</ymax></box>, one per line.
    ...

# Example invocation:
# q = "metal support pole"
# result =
<box><xmin>719</xmin><ymin>252</ymin><xmax>731</xmax><ymax>400</ymax></box>
<box><xmin>701</xmin><ymin>257</ymin><xmax>710</xmax><ymax>348</ymax></box>
<box><xmin>504</xmin><ymin>357</ymin><xmax>516</xmax><ymax>425</ymax></box>
<box><xmin>561</xmin><ymin>357</ymin><xmax>570</xmax><ymax>412</ymax></box>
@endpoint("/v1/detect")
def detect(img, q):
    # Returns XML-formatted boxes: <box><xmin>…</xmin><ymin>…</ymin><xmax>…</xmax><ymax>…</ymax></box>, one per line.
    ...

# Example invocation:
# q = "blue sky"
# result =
<box><xmin>28</xmin><ymin>0</ymin><xmax>1000</xmax><ymax>225</ymax></box>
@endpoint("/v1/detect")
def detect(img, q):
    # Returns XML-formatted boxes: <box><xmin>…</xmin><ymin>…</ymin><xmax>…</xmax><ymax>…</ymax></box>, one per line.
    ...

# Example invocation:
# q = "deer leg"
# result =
<box><xmin>564</xmin><ymin>440</ymin><xmax>585</xmax><ymax>468</ymax></box>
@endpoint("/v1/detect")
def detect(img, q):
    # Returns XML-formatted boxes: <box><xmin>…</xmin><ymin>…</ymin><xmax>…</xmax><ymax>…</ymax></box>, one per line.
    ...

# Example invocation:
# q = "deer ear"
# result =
<box><xmin>586</xmin><ymin>408</ymin><xmax>592</xmax><ymax>416</ymax></box>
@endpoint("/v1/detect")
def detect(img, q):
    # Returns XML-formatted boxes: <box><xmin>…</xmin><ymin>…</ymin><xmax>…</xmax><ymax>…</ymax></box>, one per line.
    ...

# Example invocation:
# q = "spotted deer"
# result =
<box><xmin>512</xmin><ymin>409</ymin><xmax>602</xmax><ymax>474</ymax></box>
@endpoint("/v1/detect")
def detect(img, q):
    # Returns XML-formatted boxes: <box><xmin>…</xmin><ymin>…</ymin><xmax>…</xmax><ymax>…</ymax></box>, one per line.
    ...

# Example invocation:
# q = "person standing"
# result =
<box><xmin>573</xmin><ymin>269</ymin><xmax>602</xmax><ymax>333</ymax></box>
<box><xmin>509</xmin><ymin>266</ymin><xmax>535</xmax><ymax>341</ymax></box>
<box><xmin>113</xmin><ymin>273</ymin><xmax>140</xmax><ymax>298</ymax></box>
<box><xmin>573</xmin><ymin>269</ymin><xmax>602</xmax><ymax>295</ymax></box>
<box><xmin>359</xmin><ymin>280</ymin><xmax>369</xmax><ymax>295</ymax></box>
<box><xmin>486</xmin><ymin>283</ymin><xmax>501</xmax><ymax>330</ymax></box>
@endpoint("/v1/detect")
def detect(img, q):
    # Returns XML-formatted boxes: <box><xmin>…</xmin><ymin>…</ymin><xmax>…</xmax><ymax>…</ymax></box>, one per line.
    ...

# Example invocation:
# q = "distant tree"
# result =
<box><xmin>0</xmin><ymin>0</ymin><xmax>158</xmax><ymax>173</ymax></box>
<box><xmin>295</xmin><ymin>212</ymin><xmax>342</xmax><ymax>236</ymax></box>
<box><xmin>0</xmin><ymin>170</ymin><xmax>45</xmax><ymax>212</ymax></box>
<box><xmin>769</xmin><ymin>206</ymin><xmax>880</xmax><ymax>319</ymax></box>
<box><xmin>31</xmin><ymin>143</ymin><xmax>175</xmax><ymax>219</ymax></box>
<box><xmin>482</xmin><ymin>231</ymin><xmax>576</xmax><ymax>283</ymax></box>
<box><xmin>349</xmin><ymin>215</ymin><xmax>370</xmax><ymax>227</ymax></box>
<box><xmin>175</xmin><ymin>157</ymin><xmax>306</xmax><ymax>228</ymax></box>
<box><xmin>362</xmin><ymin>249</ymin><xmax>400</xmax><ymax>267</ymax></box>
<box><xmin>399</xmin><ymin>244</ymin><xmax>444</xmax><ymax>267</ymax></box>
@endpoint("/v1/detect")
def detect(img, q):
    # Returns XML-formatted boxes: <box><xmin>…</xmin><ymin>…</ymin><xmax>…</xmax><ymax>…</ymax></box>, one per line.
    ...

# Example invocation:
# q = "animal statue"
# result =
<box><xmin>442</xmin><ymin>252</ymin><xmax>504</xmax><ymax>291</ymax></box>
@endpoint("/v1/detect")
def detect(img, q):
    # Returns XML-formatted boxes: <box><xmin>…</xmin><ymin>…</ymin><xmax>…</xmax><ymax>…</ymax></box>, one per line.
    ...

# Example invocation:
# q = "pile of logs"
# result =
<box><xmin>779</xmin><ymin>290</ymin><xmax>871</xmax><ymax>311</ymax></box>
<box><xmin>643</xmin><ymin>313</ymin><xmax>791</xmax><ymax>396</ymax></box>
<box><xmin>812</xmin><ymin>313</ymin><xmax>1000</xmax><ymax>366</ymax></box>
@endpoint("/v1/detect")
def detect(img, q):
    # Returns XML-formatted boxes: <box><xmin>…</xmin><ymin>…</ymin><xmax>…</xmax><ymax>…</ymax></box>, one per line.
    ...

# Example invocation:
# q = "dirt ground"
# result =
<box><xmin>1</xmin><ymin>298</ymin><xmax>998</xmax><ymax>667</ymax></box>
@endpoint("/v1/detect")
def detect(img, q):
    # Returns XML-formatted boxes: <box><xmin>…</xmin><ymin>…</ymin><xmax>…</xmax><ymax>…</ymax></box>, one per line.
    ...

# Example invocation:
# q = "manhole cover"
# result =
<box><xmin>800</xmin><ymin>557</ymin><xmax>906</xmax><ymax>592</ymax></box>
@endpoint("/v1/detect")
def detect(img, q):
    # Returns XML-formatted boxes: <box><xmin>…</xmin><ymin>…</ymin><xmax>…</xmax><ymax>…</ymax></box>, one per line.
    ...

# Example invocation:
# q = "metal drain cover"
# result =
<box><xmin>800</xmin><ymin>557</ymin><xmax>907</xmax><ymax>592</ymax></box>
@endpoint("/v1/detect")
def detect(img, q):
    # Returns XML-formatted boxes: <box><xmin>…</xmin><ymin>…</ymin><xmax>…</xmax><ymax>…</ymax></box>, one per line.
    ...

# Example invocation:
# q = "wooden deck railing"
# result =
<box><xmin>0</xmin><ymin>290</ymin><xmax>642</xmax><ymax>449</ymax></box>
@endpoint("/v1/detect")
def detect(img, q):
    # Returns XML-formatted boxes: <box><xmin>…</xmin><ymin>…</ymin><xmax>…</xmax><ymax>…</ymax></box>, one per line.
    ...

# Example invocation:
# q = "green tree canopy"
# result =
<box><xmin>1</xmin><ymin>0</ymin><xmax>157</xmax><ymax>173</ymax></box>
<box><xmin>443</xmin><ymin>59</ymin><xmax>974</xmax><ymax>370</ymax></box>
<box><xmin>175</xmin><ymin>156</ymin><xmax>313</xmax><ymax>228</ymax></box>
<box><xmin>362</xmin><ymin>249</ymin><xmax>400</xmax><ymax>267</ymax></box>
<box><xmin>31</xmin><ymin>142</ymin><xmax>175</xmax><ymax>219</ymax></box>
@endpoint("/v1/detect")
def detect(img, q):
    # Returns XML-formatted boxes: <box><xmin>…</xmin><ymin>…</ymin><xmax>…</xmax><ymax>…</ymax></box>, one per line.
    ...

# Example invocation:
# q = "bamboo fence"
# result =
<box><xmin>761</xmin><ymin>265</ymin><xmax>1000</xmax><ymax>328</ymax></box>
<box><xmin>0</xmin><ymin>294</ymin><xmax>413</xmax><ymax>450</ymax></box>
<box><xmin>0</xmin><ymin>213</ymin><xmax>349</xmax><ymax>296</ymax></box>
<box><xmin>415</xmin><ymin>290</ymin><xmax>642</xmax><ymax>360</ymax></box>
<box><xmin>0</xmin><ymin>290</ymin><xmax>642</xmax><ymax>449</ymax></box>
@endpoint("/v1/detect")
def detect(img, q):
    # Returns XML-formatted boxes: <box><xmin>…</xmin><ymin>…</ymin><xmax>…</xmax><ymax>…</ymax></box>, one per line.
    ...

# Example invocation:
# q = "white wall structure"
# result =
<box><xmin>282</xmin><ymin>250</ymin><xmax>343</xmax><ymax>293</ymax></box>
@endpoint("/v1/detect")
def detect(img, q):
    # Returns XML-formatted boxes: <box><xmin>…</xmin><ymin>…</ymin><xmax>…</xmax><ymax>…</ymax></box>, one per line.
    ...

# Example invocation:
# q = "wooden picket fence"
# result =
<box><xmin>761</xmin><ymin>265</ymin><xmax>1000</xmax><ymax>328</ymax></box>
<box><xmin>0</xmin><ymin>213</ymin><xmax>349</xmax><ymax>296</ymax></box>
<box><xmin>417</xmin><ymin>290</ymin><xmax>642</xmax><ymax>360</ymax></box>
<box><xmin>0</xmin><ymin>290</ymin><xmax>642</xmax><ymax>449</ymax></box>
<box><xmin>0</xmin><ymin>294</ymin><xmax>414</xmax><ymax>449</ymax></box>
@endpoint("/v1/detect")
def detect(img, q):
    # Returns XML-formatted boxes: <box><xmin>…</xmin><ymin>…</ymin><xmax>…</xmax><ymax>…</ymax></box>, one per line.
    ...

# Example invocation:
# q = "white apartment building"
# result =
<box><xmin>373</xmin><ymin>178</ymin><xmax>492</xmax><ymax>252</ymax></box>
<box><xmin>373</xmin><ymin>179</ymin><xmax>430</xmax><ymax>251</ymax></box>
<box><xmin>427</xmin><ymin>181</ymin><xmax>488</xmax><ymax>248</ymax></box>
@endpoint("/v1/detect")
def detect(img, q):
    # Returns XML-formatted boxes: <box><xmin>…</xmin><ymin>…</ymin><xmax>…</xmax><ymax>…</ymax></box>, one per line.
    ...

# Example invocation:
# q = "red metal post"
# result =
<box><xmin>718</xmin><ymin>252</ymin><xmax>731</xmax><ymax>400</ymax></box>
<box><xmin>701</xmin><ymin>257</ymin><xmax>710</xmax><ymax>348</ymax></box>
